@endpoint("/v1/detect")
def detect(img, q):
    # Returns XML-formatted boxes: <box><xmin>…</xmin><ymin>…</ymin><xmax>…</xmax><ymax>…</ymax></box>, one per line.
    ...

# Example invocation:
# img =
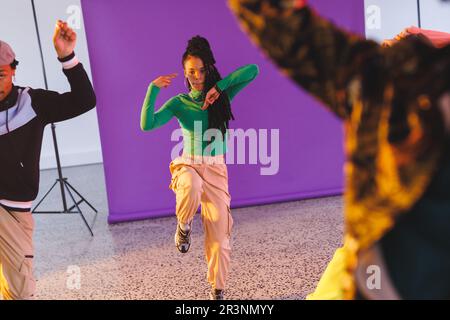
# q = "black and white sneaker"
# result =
<box><xmin>175</xmin><ymin>222</ymin><xmax>192</xmax><ymax>253</ymax></box>
<box><xmin>209</xmin><ymin>288</ymin><xmax>224</xmax><ymax>300</ymax></box>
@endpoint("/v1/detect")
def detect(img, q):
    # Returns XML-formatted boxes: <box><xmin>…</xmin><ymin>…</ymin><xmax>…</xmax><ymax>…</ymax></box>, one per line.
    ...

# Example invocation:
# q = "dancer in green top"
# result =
<box><xmin>140</xmin><ymin>36</ymin><xmax>258</xmax><ymax>300</ymax></box>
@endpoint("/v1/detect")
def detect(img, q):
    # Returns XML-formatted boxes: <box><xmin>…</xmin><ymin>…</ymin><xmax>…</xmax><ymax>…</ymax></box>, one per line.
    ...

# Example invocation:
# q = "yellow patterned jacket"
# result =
<box><xmin>229</xmin><ymin>0</ymin><xmax>450</xmax><ymax>298</ymax></box>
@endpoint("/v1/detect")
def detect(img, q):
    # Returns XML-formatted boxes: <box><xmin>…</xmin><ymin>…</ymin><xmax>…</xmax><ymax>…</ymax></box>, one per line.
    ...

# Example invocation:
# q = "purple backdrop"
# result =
<box><xmin>81</xmin><ymin>0</ymin><xmax>365</xmax><ymax>223</ymax></box>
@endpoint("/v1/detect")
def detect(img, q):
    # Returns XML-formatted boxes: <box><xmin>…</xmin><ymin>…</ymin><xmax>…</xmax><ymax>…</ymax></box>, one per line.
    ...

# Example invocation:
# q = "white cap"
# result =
<box><xmin>0</xmin><ymin>40</ymin><xmax>16</xmax><ymax>66</ymax></box>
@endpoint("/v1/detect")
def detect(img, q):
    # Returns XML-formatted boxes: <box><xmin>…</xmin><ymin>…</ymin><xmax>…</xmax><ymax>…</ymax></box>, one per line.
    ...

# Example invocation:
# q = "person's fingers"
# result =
<box><xmin>53</xmin><ymin>23</ymin><xmax>62</xmax><ymax>39</ymax></box>
<box><xmin>161</xmin><ymin>80</ymin><xmax>173</xmax><ymax>86</ymax></box>
<box><xmin>59</xmin><ymin>22</ymin><xmax>67</xmax><ymax>33</ymax></box>
<box><xmin>164</xmin><ymin>73</ymin><xmax>178</xmax><ymax>79</ymax></box>
<box><xmin>201</xmin><ymin>102</ymin><xmax>210</xmax><ymax>110</ymax></box>
<box><xmin>65</xmin><ymin>25</ymin><xmax>74</xmax><ymax>34</ymax></box>
<box><xmin>382</xmin><ymin>38</ymin><xmax>396</xmax><ymax>47</ymax></box>
<box><xmin>60</xmin><ymin>22</ymin><xmax>72</xmax><ymax>35</ymax></box>
<box><xmin>56</xmin><ymin>20</ymin><xmax>64</xmax><ymax>31</ymax></box>
<box><xmin>205</xmin><ymin>93</ymin><xmax>214</xmax><ymax>104</ymax></box>
<box><xmin>67</xmin><ymin>32</ymin><xmax>75</xmax><ymax>42</ymax></box>
<box><xmin>154</xmin><ymin>75</ymin><xmax>176</xmax><ymax>88</ymax></box>
<box><xmin>394</xmin><ymin>30</ymin><xmax>409</xmax><ymax>41</ymax></box>
<box><xmin>209</xmin><ymin>93</ymin><xmax>219</xmax><ymax>103</ymax></box>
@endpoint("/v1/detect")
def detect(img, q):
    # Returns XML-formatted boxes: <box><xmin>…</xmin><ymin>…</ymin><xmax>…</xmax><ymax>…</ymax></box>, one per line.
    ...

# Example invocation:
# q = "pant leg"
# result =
<box><xmin>200</xmin><ymin>164</ymin><xmax>233</xmax><ymax>290</ymax></box>
<box><xmin>0</xmin><ymin>206</ymin><xmax>35</xmax><ymax>300</ymax></box>
<box><xmin>305</xmin><ymin>246</ymin><xmax>348</xmax><ymax>300</ymax></box>
<box><xmin>170</xmin><ymin>162</ymin><xmax>204</xmax><ymax>224</ymax></box>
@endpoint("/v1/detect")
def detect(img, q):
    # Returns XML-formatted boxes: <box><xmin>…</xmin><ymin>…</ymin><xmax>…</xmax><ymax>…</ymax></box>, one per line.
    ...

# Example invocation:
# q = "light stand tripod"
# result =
<box><xmin>30</xmin><ymin>0</ymin><xmax>97</xmax><ymax>236</ymax></box>
<box><xmin>417</xmin><ymin>0</ymin><xmax>422</xmax><ymax>28</ymax></box>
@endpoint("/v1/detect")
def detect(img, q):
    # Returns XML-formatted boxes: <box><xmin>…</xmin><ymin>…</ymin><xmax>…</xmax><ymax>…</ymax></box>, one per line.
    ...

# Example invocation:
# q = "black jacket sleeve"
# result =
<box><xmin>29</xmin><ymin>61</ymin><xmax>97</xmax><ymax>124</ymax></box>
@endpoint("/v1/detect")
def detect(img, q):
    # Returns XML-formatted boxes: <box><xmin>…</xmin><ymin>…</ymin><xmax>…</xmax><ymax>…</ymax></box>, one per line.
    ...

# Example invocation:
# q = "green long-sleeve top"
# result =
<box><xmin>140</xmin><ymin>64</ymin><xmax>259</xmax><ymax>156</ymax></box>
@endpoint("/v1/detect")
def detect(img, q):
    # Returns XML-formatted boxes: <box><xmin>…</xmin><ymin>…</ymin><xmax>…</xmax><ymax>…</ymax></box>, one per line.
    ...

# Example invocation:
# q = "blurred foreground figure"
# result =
<box><xmin>229</xmin><ymin>0</ymin><xmax>450</xmax><ymax>299</ymax></box>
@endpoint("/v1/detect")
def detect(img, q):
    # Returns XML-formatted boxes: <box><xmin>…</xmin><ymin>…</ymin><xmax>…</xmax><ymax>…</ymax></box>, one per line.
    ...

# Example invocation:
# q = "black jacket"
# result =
<box><xmin>0</xmin><ymin>56</ymin><xmax>96</xmax><ymax>204</ymax></box>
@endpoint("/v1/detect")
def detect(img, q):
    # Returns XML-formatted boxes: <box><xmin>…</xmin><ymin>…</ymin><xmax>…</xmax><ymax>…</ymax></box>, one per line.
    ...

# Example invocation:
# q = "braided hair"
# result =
<box><xmin>182</xmin><ymin>36</ymin><xmax>234</xmax><ymax>137</ymax></box>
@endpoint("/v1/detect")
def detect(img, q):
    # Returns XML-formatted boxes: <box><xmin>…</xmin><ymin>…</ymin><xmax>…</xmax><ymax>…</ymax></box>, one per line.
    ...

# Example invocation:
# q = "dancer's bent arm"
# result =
<box><xmin>217</xmin><ymin>64</ymin><xmax>259</xmax><ymax>101</ymax></box>
<box><xmin>30</xmin><ymin>20</ymin><xmax>96</xmax><ymax>124</ymax></box>
<box><xmin>202</xmin><ymin>64</ymin><xmax>259</xmax><ymax>110</ymax></box>
<box><xmin>140</xmin><ymin>74</ymin><xmax>178</xmax><ymax>131</ymax></box>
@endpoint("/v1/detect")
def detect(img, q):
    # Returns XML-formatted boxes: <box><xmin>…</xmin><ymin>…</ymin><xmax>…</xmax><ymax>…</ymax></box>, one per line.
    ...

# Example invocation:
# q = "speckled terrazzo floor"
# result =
<box><xmin>29</xmin><ymin>164</ymin><xmax>344</xmax><ymax>300</ymax></box>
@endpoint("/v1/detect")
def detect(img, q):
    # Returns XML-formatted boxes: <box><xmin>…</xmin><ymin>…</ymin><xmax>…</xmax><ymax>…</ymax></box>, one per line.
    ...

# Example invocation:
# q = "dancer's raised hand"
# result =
<box><xmin>382</xmin><ymin>28</ymin><xmax>412</xmax><ymax>47</ymax></box>
<box><xmin>53</xmin><ymin>20</ymin><xmax>77</xmax><ymax>59</ymax></box>
<box><xmin>152</xmin><ymin>73</ymin><xmax>178</xmax><ymax>89</ymax></box>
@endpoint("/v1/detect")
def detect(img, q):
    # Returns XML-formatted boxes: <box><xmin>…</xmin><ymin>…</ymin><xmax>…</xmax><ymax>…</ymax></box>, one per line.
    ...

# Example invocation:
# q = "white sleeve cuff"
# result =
<box><xmin>61</xmin><ymin>55</ymin><xmax>80</xmax><ymax>69</ymax></box>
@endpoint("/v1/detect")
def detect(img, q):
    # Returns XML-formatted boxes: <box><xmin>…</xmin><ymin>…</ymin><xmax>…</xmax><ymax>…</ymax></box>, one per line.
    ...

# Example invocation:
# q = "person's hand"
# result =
<box><xmin>201</xmin><ymin>86</ymin><xmax>221</xmax><ymax>110</ymax></box>
<box><xmin>293</xmin><ymin>0</ymin><xmax>308</xmax><ymax>9</ymax></box>
<box><xmin>382</xmin><ymin>28</ymin><xmax>413</xmax><ymax>47</ymax></box>
<box><xmin>381</xmin><ymin>39</ymin><xmax>397</xmax><ymax>47</ymax></box>
<box><xmin>53</xmin><ymin>20</ymin><xmax>77</xmax><ymax>59</ymax></box>
<box><xmin>152</xmin><ymin>73</ymin><xmax>178</xmax><ymax>89</ymax></box>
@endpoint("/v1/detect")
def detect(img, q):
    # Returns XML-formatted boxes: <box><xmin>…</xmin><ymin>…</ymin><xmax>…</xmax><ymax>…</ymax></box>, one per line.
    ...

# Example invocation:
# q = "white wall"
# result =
<box><xmin>0</xmin><ymin>0</ymin><xmax>103</xmax><ymax>169</ymax></box>
<box><xmin>365</xmin><ymin>0</ymin><xmax>450</xmax><ymax>42</ymax></box>
<box><xmin>365</xmin><ymin>0</ymin><xmax>419</xmax><ymax>42</ymax></box>
<box><xmin>420</xmin><ymin>0</ymin><xmax>450</xmax><ymax>31</ymax></box>
<box><xmin>0</xmin><ymin>0</ymin><xmax>46</xmax><ymax>89</ymax></box>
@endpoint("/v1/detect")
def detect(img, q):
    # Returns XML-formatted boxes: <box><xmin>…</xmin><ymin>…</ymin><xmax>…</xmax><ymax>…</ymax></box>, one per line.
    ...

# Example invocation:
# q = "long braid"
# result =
<box><xmin>205</xmin><ymin>64</ymin><xmax>234</xmax><ymax>137</ymax></box>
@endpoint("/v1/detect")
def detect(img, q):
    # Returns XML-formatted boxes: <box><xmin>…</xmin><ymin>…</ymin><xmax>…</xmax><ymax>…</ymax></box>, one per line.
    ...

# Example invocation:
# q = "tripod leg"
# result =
<box><xmin>64</xmin><ymin>182</ymin><xmax>94</xmax><ymax>237</ymax></box>
<box><xmin>65</xmin><ymin>181</ymin><xmax>98</xmax><ymax>213</ymax></box>
<box><xmin>32</xmin><ymin>180</ymin><xmax>59</xmax><ymax>212</ymax></box>
<box><xmin>68</xmin><ymin>200</ymin><xmax>84</xmax><ymax>213</ymax></box>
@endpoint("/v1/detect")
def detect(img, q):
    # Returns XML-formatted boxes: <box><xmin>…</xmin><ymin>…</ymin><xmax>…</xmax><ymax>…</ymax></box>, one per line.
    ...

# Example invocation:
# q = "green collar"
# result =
<box><xmin>189</xmin><ymin>89</ymin><xmax>203</xmax><ymax>101</ymax></box>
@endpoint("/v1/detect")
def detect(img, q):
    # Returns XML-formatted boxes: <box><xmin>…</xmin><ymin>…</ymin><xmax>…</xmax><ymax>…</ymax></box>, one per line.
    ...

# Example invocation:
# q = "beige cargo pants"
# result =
<box><xmin>169</xmin><ymin>155</ymin><xmax>233</xmax><ymax>290</ymax></box>
<box><xmin>0</xmin><ymin>205</ymin><xmax>35</xmax><ymax>300</ymax></box>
